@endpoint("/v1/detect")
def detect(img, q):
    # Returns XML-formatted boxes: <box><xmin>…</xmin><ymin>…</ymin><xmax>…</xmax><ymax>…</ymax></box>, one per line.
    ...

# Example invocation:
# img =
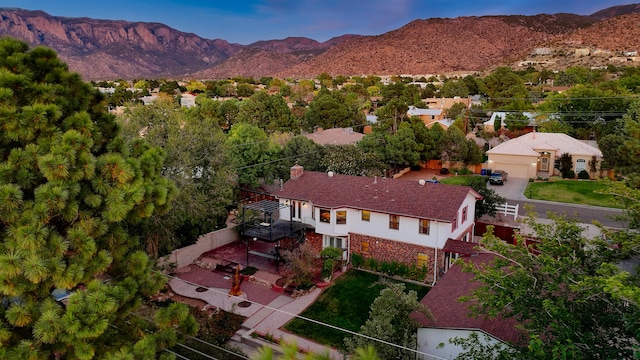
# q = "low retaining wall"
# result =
<box><xmin>160</xmin><ymin>225</ymin><xmax>240</xmax><ymax>269</ymax></box>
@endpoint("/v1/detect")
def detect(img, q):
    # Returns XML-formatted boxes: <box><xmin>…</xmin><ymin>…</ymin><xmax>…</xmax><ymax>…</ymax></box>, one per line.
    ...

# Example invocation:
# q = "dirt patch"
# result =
<box><xmin>171</xmin><ymin>294</ymin><xmax>209</xmax><ymax>309</ymax></box>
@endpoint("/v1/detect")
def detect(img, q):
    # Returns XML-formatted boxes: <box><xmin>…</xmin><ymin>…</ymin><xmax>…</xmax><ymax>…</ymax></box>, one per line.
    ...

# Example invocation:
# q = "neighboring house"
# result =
<box><xmin>407</xmin><ymin>106</ymin><xmax>444</xmax><ymax>127</ymax></box>
<box><xmin>483</xmin><ymin>111</ymin><xmax>539</xmax><ymax>132</ymax></box>
<box><xmin>304</xmin><ymin>127</ymin><xmax>364</xmax><ymax>145</ymax></box>
<box><xmin>273</xmin><ymin>166</ymin><xmax>483</xmax><ymax>283</ymax></box>
<box><xmin>140</xmin><ymin>95</ymin><xmax>158</xmax><ymax>105</ymax></box>
<box><xmin>486</xmin><ymin>132</ymin><xmax>603</xmax><ymax>179</ymax></box>
<box><xmin>365</xmin><ymin>114</ymin><xmax>378</xmax><ymax>124</ymax></box>
<box><xmin>413</xmin><ymin>252</ymin><xmax>522</xmax><ymax>359</ymax></box>
<box><xmin>423</xmin><ymin>97</ymin><xmax>470</xmax><ymax>112</ymax></box>
<box><xmin>180</xmin><ymin>93</ymin><xmax>197</xmax><ymax>108</ymax></box>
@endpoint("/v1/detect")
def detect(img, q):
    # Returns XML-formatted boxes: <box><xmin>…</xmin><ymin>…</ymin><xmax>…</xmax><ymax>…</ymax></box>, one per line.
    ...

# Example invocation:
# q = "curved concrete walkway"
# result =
<box><xmin>169</xmin><ymin>271</ymin><xmax>343</xmax><ymax>358</ymax></box>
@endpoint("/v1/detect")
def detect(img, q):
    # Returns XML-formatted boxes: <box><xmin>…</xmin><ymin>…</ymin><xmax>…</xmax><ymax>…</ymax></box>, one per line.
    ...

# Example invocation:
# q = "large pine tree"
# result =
<box><xmin>0</xmin><ymin>39</ymin><xmax>196</xmax><ymax>359</ymax></box>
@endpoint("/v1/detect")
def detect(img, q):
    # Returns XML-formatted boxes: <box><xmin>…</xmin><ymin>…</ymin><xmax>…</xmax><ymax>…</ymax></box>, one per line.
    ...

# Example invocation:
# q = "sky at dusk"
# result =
<box><xmin>2</xmin><ymin>0</ymin><xmax>638</xmax><ymax>45</ymax></box>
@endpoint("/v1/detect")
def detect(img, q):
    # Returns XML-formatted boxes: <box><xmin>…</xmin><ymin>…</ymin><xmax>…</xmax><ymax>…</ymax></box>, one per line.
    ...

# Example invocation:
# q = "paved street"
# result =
<box><xmin>490</xmin><ymin>177</ymin><xmax>628</xmax><ymax>229</ymax></box>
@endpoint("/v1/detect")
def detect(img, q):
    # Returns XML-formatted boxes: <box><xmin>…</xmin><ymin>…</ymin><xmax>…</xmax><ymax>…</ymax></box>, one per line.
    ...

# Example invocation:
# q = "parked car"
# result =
<box><xmin>489</xmin><ymin>170</ymin><xmax>508</xmax><ymax>185</ymax></box>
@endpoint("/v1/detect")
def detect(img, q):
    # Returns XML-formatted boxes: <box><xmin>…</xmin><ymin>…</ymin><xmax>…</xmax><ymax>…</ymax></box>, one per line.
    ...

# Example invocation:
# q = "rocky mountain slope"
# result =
<box><xmin>0</xmin><ymin>8</ymin><xmax>243</xmax><ymax>79</ymax></box>
<box><xmin>556</xmin><ymin>13</ymin><xmax>640</xmax><ymax>50</ymax></box>
<box><xmin>275</xmin><ymin>14</ymin><xmax>598</xmax><ymax>78</ymax></box>
<box><xmin>1</xmin><ymin>5</ymin><xmax>639</xmax><ymax>80</ymax></box>
<box><xmin>590</xmin><ymin>3</ymin><xmax>640</xmax><ymax>20</ymax></box>
<box><xmin>188</xmin><ymin>47</ymin><xmax>302</xmax><ymax>79</ymax></box>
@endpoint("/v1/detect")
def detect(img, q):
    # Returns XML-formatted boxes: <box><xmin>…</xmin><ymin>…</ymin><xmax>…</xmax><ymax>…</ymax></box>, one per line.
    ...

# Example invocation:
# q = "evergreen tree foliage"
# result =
<box><xmin>0</xmin><ymin>38</ymin><xmax>196</xmax><ymax>359</ymax></box>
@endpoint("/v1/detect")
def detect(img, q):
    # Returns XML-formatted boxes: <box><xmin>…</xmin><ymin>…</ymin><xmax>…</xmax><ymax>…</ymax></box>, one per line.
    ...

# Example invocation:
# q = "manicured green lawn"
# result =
<box><xmin>524</xmin><ymin>180</ymin><xmax>622</xmax><ymax>208</ymax></box>
<box><xmin>283</xmin><ymin>269</ymin><xmax>430</xmax><ymax>349</ymax></box>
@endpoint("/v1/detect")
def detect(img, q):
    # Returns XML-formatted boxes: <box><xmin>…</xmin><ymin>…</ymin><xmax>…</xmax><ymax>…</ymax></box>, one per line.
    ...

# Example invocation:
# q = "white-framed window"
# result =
<box><xmin>324</xmin><ymin>236</ymin><xmax>344</xmax><ymax>249</ymax></box>
<box><xmin>361</xmin><ymin>210</ymin><xmax>370</xmax><ymax>221</ymax></box>
<box><xmin>389</xmin><ymin>214</ymin><xmax>399</xmax><ymax>230</ymax></box>
<box><xmin>419</xmin><ymin>219</ymin><xmax>430</xmax><ymax>235</ymax></box>
<box><xmin>336</xmin><ymin>210</ymin><xmax>347</xmax><ymax>224</ymax></box>
<box><xmin>319</xmin><ymin>209</ymin><xmax>330</xmax><ymax>223</ymax></box>
<box><xmin>576</xmin><ymin>159</ymin><xmax>586</xmax><ymax>173</ymax></box>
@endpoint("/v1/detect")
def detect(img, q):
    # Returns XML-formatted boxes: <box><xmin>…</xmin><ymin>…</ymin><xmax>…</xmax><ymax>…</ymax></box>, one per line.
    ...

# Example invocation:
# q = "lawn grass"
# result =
<box><xmin>439</xmin><ymin>175</ymin><xmax>485</xmax><ymax>186</ymax></box>
<box><xmin>283</xmin><ymin>269</ymin><xmax>430</xmax><ymax>349</ymax></box>
<box><xmin>524</xmin><ymin>180</ymin><xmax>622</xmax><ymax>208</ymax></box>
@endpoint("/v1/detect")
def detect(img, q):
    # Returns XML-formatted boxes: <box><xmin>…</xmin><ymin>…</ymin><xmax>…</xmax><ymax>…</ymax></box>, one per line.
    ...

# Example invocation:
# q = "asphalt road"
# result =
<box><xmin>490</xmin><ymin>177</ymin><xmax>628</xmax><ymax>229</ymax></box>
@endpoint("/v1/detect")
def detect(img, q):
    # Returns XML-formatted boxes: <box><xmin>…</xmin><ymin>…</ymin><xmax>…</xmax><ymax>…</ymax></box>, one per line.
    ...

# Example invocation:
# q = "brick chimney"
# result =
<box><xmin>290</xmin><ymin>164</ymin><xmax>304</xmax><ymax>179</ymax></box>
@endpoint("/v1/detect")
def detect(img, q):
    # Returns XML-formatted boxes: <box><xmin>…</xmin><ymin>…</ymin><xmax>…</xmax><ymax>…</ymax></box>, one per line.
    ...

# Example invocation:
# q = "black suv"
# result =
<box><xmin>489</xmin><ymin>170</ymin><xmax>508</xmax><ymax>185</ymax></box>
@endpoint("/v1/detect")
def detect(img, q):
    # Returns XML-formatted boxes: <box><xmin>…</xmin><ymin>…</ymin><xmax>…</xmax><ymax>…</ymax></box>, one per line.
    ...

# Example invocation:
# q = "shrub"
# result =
<box><xmin>563</xmin><ymin>170</ymin><xmax>576</xmax><ymax>179</ymax></box>
<box><xmin>578</xmin><ymin>170</ymin><xmax>590</xmax><ymax>179</ymax></box>
<box><xmin>351</xmin><ymin>253</ymin><xmax>363</xmax><ymax>268</ymax></box>
<box><xmin>366</xmin><ymin>257</ymin><xmax>379</xmax><ymax>272</ymax></box>
<box><xmin>439</xmin><ymin>167</ymin><xmax>450</xmax><ymax>175</ymax></box>
<box><xmin>457</xmin><ymin>167</ymin><xmax>473</xmax><ymax>175</ymax></box>
<box><xmin>408</xmin><ymin>265</ymin><xmax>428</xmax><ymax>281</ymax></box>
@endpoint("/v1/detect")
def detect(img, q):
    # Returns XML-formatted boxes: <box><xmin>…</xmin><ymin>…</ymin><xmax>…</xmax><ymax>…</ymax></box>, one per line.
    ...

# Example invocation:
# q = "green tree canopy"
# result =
<box><xmin>345</xmin><ymin>282</ymin><xmax>430</xmax><ymax>359</ymax></box>
<box><xmin>460</xmin><ymin>215</ymin><xmax>639</xmax><ymax>359</ymax></box>
<box><xmin>120</xmin><ymin>100</ymin><xmax>235</xmax><ymax>255</ymax></box>
<box><xmin>441</xmin><ymin>79</ymin><xmax>470</xmax><ymax>98</ymax></box>
<box><xmin>226</xmin><ymin>123</ymin><xmax>280</xmax><ymax>187</ymax></box>
<box><xmin>0</xmin><ymin>38</ymin><xmax>196</xmax><ymax>359</ymax></box>
<box><xmin>303</xmin><ymin>89</ymin><xmax>363</xmax><ymax>131</ymax></box>
<box><xmin>504</xmin><ymin>112</ymin><xmax>530</xmax><ymax>131</ymax></box>
<box><xmin>481</xmin><ymin>67</ymin><xmax>530</xmax><ymax>110</ymax></box>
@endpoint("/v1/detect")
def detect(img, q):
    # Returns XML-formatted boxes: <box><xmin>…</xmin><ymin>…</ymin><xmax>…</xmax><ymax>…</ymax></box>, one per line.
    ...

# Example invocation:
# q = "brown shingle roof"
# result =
<box><xmin>413</xmin><ymin>253</ymin><xmax>523</xmax><ymax>344</ymax></box>
<box><xmin>442</xmin><ymin>239</ymin><xmax>479</xmax><ymax>256</ymax></box>
<box><xmin>274</xmin><ymin>170</ymin><xmax>481</xmax><ymax>222</ymax></box>
<box><xmin>304</xmin><ymin>128</ymin><xmax>364</xmax><ymax>145</ymax></box>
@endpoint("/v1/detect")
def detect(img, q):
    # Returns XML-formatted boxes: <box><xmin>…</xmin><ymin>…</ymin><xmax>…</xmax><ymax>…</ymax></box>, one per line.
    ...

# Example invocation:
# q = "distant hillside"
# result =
<box><xmin>0</xmin><ymin>8</ymin><xmax>245</xmax><ymax>79</ymax></box>
<box><xmin>275</xmin><ymin>14</ymin><xmax>597</xmax><ymax>78</ymax></box>
<box><xmin>590</xmin><ymin>2</ymin><xmax>640</xmax><ymax>20</ymax></box>
<box><xmin>557</xmin><ymin>13</ymin><xmax>640</xmax><ymax>50</ymax></box>
<box><xmin>188</xmin><ymin>47</ymin><xmax>302</xmax><ymax>79</ymax></box>
<box><xmin>1</xmin><ymin>6</ymin><xmax>640</xmax><ymax>80</ymax></box>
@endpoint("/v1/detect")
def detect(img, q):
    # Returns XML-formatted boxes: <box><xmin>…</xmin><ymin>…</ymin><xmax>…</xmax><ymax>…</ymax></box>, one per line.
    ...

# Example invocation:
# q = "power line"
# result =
<box><xmin>235</xmin><ymin>151</ymin><xmax>318</xmax><ymax>171</ymax></box>
<box><xmin>175</xmin><ymin>343</ymin><xmax>222</xmax><ymax>360</ymax></box>
<box><xmin>129</xmin><ymin>311</ymin><xmax>249</xmax><ymax>360</ymax></box>
<box><xmin>164</xmin><ymin>348</ymin><xmax>195</xmax><ymax>360</ymax></box>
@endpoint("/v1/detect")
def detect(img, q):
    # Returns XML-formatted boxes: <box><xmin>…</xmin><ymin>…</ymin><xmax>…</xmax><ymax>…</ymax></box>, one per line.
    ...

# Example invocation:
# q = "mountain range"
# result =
<box><xmin>1</xmin><ymin>4</ymin><xmax>639</xmax><ymax>80</ymax></box>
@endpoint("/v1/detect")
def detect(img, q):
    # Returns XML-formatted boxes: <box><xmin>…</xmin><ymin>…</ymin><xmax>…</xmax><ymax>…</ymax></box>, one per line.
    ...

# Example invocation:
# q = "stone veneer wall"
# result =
<box><xmin>301</xmin><ymin>230</ymin><xmax>446</xmax><ymax>281</ymax></box>
<box><xmin>304</xmin><ymin>230</ymin><xmax>324</xmax><ymax>253</ymax></box>
<box><xmin>349</xmin><ymin>233</ymin><xmax>444</xmax><ymax>281</ymax></box>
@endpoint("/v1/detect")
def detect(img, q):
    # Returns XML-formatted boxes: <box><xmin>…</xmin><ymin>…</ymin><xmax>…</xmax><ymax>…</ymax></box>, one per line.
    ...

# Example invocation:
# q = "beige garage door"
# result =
<box><xmin>493</xmin><ymin>163</ymin><xmax>530</xmax><ymax>179</ymax></box>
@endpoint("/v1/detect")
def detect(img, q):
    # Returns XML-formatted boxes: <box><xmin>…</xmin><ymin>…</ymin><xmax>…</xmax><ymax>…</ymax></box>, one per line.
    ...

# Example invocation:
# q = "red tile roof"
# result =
<box><xmin>413</xmin><ymin>253</ymin><xmax>523</xmax><ymax>344</ymax></box>
<box><xmin>274</xmin><ymin>170</ymin><xmax>482</xmax><ymax>222</ymax></box>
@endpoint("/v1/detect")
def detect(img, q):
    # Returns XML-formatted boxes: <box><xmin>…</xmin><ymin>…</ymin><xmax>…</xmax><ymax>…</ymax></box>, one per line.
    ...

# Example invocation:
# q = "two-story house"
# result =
<box><xmin>272</xmin><ymin>165</ymin><xmax>482</xmax><ymax>283</ymax></box>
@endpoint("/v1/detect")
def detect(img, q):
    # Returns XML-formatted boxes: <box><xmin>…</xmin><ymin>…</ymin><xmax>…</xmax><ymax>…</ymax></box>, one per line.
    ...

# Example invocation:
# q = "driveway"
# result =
<box><xmin>489</xmin><ymin>176</ymin><xmax>529</xmax><ymax>201</ymax></box>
